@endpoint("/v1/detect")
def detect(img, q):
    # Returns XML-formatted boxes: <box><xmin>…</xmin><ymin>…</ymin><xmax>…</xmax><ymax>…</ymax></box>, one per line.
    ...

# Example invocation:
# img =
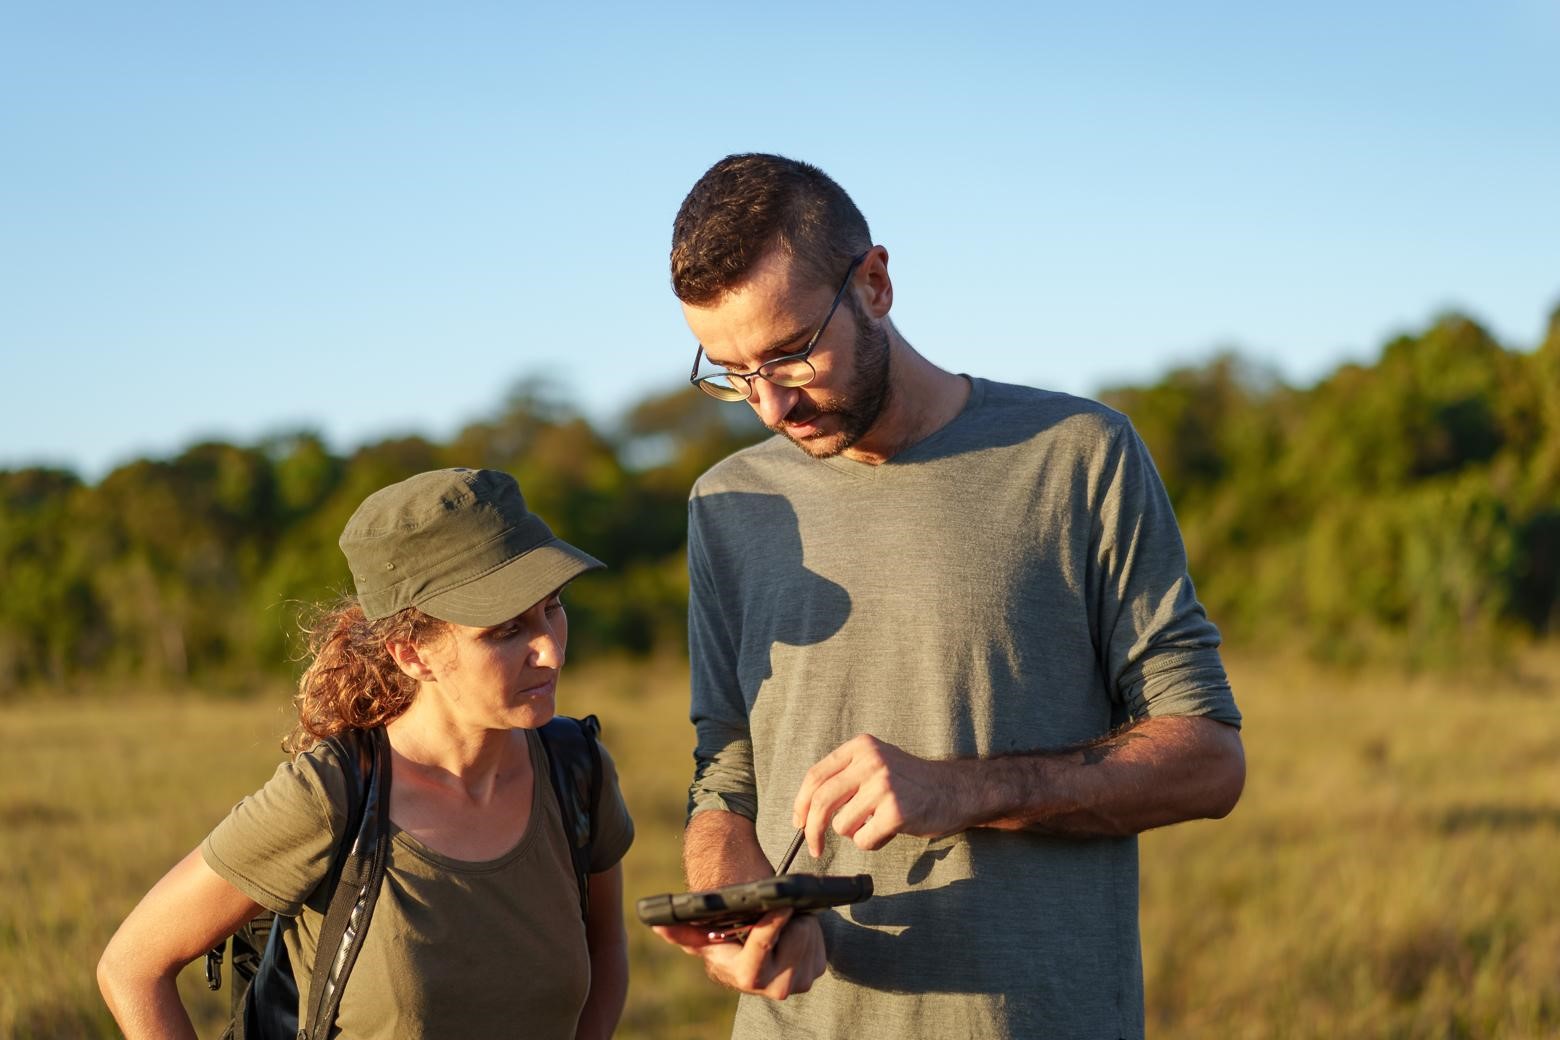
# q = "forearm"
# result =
<box><xmin>575</xmin><ymin>938</ymin><xmax>627</xmax><ymax>1040</ymax></box>
<box><xmin>960</xmin><ymin>716</ymin><xmax>1245</xmax><ymax>836</ymax></box>
<box><xmin>98</xmin><ymin>848</ymin><xmax>263</xmax><ymax>1040</ymax></box>
<box><xmin>575</xmin><ymin>866</ymin><xmax>627</xmax><ymax>1040</ymax></box>
<box><xmin>683</xmin><ymin>809</ymin><xmax>774</xmax><ymax>889</ymax></box>
<box><xmin>97</xmin><ymin>958</ymin><xmax>198</xmax><ymax>1040</ymax></box>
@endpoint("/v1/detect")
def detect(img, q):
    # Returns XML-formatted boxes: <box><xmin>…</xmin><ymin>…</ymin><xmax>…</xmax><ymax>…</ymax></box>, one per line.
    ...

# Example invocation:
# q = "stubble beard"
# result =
<box><xmin>770</xmin><ymin>307</ymin><xmax>893</xmax><ymax>460</ymax></box>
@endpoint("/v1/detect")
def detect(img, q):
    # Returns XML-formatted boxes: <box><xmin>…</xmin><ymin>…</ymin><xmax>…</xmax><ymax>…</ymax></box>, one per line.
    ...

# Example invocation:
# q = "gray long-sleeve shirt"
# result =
<box><xmin>687</xmin><ymin>378</ymin><xmax>1241</xmax><ymax>1040</ymax></box>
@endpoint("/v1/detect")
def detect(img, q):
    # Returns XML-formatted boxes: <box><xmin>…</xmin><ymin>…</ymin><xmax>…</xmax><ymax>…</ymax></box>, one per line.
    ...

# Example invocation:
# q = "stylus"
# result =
<box><xmin>775</xmin><ymin>828</ymin><xmax>806</xmax><ymax>875</ymax></box>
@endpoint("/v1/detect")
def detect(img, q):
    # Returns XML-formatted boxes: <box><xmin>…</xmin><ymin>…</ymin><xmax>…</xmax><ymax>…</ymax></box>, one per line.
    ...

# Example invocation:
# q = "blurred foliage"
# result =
<box><xmin>0</xmin><ymin>385</ymin><xmax>763</xmax><ymax>693</ymax></box>
<box><xmin>4</xmin><ymin>306</ymin><xmax>1559</xmax><ymax>692</ymax></box>
<box><xmin>1101</xmin><ymin>307</ymin><xmax>1560</xmax><ymax>668</ymax></box>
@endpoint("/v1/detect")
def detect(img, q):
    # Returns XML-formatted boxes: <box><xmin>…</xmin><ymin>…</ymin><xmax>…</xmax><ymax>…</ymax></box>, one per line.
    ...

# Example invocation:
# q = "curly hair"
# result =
<box><xmin>670</xmin><ymin>153</ymin><xmax>871</xmax><ymax>306</ymax></box>
<box><xmin>283</xmin><ymin>598</ymin><xmax>448</xmax><ymax>755</ymax></box>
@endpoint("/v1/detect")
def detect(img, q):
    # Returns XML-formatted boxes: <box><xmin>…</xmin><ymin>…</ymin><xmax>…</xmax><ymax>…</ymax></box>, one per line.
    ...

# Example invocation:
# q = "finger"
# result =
<box><xmin>804</xmin><ymin>772</ymin><xmax>864</xmax><ymax>858</ymax></box>
<box><xmin>836</xmin><ymin>777</ymin><xmax>906</xmax><ymax>846</ymax></box>
<box><xmin>741</xmin><ymin>907</ymin><xmax>792</xmax><ymax>950</ymax></box>
<box><xmin>755</xmin><ymin>954</ymin><xmax>794</xmax><ymax>999</ymax></box>
<box><xmin>828</xmin><ymin>780</ymin><xmax>888</xmax><ymax>844</ymax></box>
<box><xmin>738</xmin><ymin>908</ymin><xmax>791</xmax><ymax>959</ymax></box>
<box><xmin>849</xmin><ymin>805</ymin><xmax>905</xmax><ymax>851</ymax></box>
<box><xmin>696</xmin><ymin>939</ymin><xmax>753</xmax><ymax>987</ymax></box>
<box><xmin>753</xmin><ymin>913</ymin><xmax>819</xmax><ymax>998</ymax></box>
<box><xmin>731</xmin><ymin>909</ymin><xmax>793</xmax><ymax>989</ymax></box>
<box><xmin>792</xmin><ymin>739</ymin><xmax>863</xmax><ymax>827</ymax></box>
<box><xmin>692</xmin><ymin>923</ymin><xmax>777</xmax><ymax>990</ymax></box>
<box><xmin>770</xmin><ymin>915</ymin><xmax>827</xmax><ymax>997</ymax></box>
<box><xmin>787</xmin><ymin>943</ymin><xmax>825</xmax><ymax>995</ymax></box>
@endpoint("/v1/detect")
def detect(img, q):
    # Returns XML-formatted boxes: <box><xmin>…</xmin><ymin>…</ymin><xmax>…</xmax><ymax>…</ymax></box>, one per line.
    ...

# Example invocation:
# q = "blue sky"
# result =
<box><xmin>4</xmin><ymin>2</ymin><xmax>1558</xmax><ymax>479</ymax></box>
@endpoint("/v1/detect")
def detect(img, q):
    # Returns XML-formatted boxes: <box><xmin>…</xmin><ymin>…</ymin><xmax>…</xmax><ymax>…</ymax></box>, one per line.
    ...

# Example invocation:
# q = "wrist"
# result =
<box><xmin>956</xmin><ymin>754</ymin><xmax>1046</xmax><ymax>830</ymax></box>
<box><xmin>947</xmin><ymin>757</ymin><xmax>1002</xmax><ymax>831</ymax></box>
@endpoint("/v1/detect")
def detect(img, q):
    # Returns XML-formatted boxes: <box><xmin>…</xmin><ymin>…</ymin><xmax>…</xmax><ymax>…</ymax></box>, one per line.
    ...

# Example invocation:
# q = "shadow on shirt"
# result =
<box><xmin>690</xmin><ymin>490</ymin><xmax>853</xmax><ymax>701</ymax></box>
<box><xmin>820</xmin><ymin>833</ymin><xmax>1135</xmax><ymax>999</ymax></box>
<box><xmin>824</xmin><ymin>876</ymin><xmax>1008</xmax><ymax>994</ymax></box>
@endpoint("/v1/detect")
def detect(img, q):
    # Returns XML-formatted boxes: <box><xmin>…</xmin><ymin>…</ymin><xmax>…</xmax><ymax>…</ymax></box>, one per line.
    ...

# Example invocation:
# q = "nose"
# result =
<box><xmin>528</xmin><ymin>627</ymin><xmax>564</xmax><ymax>670</ymax></box>
<box><xmin>747</xmin><ymin>377</ymin><xmax>799</xmax><ymax>427</ymax></box>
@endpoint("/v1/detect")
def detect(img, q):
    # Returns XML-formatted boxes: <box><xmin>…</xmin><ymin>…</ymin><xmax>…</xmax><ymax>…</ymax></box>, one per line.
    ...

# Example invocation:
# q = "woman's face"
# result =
<box><xmin>414</xmin><ymin>588</ymin><xmax>569</xmax><ymax>731</ymax></box>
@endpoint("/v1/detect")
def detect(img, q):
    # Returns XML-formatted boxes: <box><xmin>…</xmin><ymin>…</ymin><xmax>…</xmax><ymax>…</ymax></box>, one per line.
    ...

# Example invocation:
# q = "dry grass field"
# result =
<box><xmin>2</xmin><ymin>650</ymin><xmax>1557</xmax><ymax>1038</ymax></box>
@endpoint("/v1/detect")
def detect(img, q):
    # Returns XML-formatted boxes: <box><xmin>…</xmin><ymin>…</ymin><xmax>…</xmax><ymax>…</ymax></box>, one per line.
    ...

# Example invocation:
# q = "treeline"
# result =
<box><xmin>0</xmin><ymin>383</ymin><xmax>764</xmax><ymax>692</ymax></box>
<box><xmin>1100</xmin><ymin>309</ymin><xmax>1560</xmax><ymax>667</ymax></box>
<box><xmin>4</xmin><ymin>308</ymin><xmax>1559</xmax><ymax>693</ymax></box>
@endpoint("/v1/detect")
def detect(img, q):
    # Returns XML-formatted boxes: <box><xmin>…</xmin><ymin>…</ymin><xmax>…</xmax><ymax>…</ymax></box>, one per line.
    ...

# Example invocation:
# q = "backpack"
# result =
<box><xmin>205</xmin><ymin>714</ymin><xmax>604</xmax><ymax>1040</ymax></box>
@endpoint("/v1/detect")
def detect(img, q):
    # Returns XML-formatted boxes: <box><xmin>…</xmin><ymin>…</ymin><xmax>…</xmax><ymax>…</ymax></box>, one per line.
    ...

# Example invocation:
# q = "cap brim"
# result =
<box><xmin>416</xmin><ymin>538</ymin><xmax>605</xmax><ymax>627</ymax></box>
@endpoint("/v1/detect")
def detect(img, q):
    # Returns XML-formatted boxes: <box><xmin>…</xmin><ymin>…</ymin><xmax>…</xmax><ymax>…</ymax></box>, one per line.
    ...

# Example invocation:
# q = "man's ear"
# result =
<box><xmin>859</xmin><ymin>244</ymin><xmax>893</xmax><ymax>319</ymax></box>
<box><xmin>386</xmin><ymin>638</ymin><xmax>437</xmax><ymax>683</ymax></box>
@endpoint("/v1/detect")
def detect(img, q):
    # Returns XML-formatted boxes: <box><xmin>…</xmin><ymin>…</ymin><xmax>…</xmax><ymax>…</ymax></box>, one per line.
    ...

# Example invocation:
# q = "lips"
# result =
<box><xmin>516</xmin><ymin>676</ymin><xmax>556</xmax><ymax>698</ymax></box>
<box><xmin>781</xmin><ymin>406</ymin><xmax>828</xmax><ymax>436</ymax></box>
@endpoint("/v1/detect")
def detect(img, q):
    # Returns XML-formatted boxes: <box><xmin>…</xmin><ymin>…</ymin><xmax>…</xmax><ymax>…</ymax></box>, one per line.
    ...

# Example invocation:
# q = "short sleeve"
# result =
<box><xmin>200</xmin><ymin>745</ymin><xmax>348</xmax><ymax>916</ymax></box>
<box><xmin>587</xmin><ymin>739</ymin><xmax>634</xmax><ymax>874</ymax></box>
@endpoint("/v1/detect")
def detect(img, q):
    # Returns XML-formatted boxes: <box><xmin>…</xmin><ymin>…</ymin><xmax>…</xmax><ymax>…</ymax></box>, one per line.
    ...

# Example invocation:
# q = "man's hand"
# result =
<box><xmin>792</xmin><ymin>719</ymin><xmax>1245</xmax><ymax>849</ymax></box>
<box><xmin>791</xmin><ymin>734</ymin><xmax>975</xmax><ymax>857</ymax></box>
<box><xmin>653</xmin><ymin>909</ymin><xmax>826</xmax><ymax>1000</ymax></box>
<box><xmin>660</xmin><ymin>811</ymin><xmax>829</xmax><ymax>1000</ymax></box>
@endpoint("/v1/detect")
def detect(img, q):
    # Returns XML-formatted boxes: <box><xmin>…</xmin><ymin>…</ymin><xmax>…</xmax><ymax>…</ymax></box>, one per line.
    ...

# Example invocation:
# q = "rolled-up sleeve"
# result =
<box><xmin>685</xmin><ymin>496</ymin><xmax>760</xmax><ymax>822</ymax></box>
<box><xmin>1089</xmin><ymin>421</ymin><xmax>1242</xmax><ymax>728</ymax></box>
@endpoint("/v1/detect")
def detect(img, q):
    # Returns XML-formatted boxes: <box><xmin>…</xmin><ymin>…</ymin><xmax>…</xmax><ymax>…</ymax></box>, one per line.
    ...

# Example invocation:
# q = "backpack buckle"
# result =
<box><xmin>205</xmin><ymin>943</ymin><xmax>224</xmax><ymax>991</ymax></box>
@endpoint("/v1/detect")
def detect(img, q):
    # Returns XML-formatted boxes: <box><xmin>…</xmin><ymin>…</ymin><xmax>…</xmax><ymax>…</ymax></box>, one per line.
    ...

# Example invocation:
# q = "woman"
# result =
<box><xmin>98</xmin><ymin>467</ymin><xmax>634</xmax><ymax>1039</ymax></box>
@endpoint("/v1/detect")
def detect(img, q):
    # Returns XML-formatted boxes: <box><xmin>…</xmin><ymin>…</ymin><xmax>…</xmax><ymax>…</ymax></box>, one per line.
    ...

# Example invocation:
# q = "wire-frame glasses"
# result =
<box><xmin>688</xmin><ymin>252</ymin><xmax>867</xmax><ymax>402</ymax></box>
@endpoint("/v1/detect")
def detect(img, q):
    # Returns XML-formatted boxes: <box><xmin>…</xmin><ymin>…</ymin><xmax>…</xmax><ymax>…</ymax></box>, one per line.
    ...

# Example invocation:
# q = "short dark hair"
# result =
<box><xmin>670</xmin><ymin>153</ymin><xmax>872</xmax><ymax>306</ymax></box>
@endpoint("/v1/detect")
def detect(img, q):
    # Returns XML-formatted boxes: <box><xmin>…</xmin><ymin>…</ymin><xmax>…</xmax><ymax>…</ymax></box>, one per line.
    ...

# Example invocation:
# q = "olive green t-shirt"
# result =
<box><xmin>202</xmin><ymin>726</ymin><xmax>633</xmax><ymax>1040</ymax></box>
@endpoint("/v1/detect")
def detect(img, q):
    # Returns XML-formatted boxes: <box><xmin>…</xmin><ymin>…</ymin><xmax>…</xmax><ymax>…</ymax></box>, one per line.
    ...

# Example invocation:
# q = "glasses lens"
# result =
<box><xmin>760</xmin><ymin>358</ymin><xmax>815</xmax><ymax>389</ymax></box>
<box><xmin>696</xmin><ymin>374</ymin><xmax>750</xmax><ymax>401</ymax></box>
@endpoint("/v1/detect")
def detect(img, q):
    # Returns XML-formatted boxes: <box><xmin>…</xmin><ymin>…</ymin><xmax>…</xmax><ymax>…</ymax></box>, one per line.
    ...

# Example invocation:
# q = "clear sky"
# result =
<box><xmin>4</xmin><ymin>1</ymin><xmax>1558</xmax><ymax>479</ymax></box>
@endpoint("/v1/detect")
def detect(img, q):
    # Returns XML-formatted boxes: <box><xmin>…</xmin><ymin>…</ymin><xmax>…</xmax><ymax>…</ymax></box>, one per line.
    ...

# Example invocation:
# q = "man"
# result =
<box><xmin>654</xmin><ymin>153</ymin><xmax>1245</xmax><ymax>1040</ymax></box>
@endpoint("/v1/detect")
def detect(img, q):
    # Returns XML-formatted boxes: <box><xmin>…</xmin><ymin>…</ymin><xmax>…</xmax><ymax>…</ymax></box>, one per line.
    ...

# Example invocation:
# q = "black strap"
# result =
<box><xmin>224</xmin><ymin>728</ymin><xmax>381</xmax><ymax>1040</ymax></box>
<box><xmin>537</xmin><ymin>714</ymin><xmax>603</xmax><ymax>920</ymax></box>
<box><xmin>300</xmin><ymin>726</ymin><xmax>391</xmax><ymax>1039</ymax></box>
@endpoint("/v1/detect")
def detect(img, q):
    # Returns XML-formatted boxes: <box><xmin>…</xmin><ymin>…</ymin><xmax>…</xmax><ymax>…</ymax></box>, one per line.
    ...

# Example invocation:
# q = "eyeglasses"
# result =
<box><xmin>688</xmin><ymin>252</ymin><xmax>867</xmax><ymax>402</ymax></box>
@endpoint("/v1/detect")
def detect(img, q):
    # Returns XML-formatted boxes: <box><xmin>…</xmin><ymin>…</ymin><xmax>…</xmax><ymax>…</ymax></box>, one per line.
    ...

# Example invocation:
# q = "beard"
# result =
<box><xmin>769</xmin><ymin>306</ymin><xmax>893</xmax><ymax>459</ymax></box>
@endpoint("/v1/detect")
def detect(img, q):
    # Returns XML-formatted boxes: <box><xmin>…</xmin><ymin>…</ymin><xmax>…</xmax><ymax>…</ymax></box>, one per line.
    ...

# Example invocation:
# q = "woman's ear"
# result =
<box><xmin>386</xmin><ymin>638</ymin><xmax>437</xmax><ymax>682</ymax></box>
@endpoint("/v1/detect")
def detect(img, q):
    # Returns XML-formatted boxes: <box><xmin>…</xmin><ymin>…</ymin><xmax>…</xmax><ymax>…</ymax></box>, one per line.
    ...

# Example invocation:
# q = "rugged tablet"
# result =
<box><xmin>636</xmin><ymin>873</ymin><xmax>873</xmax><ymax>936</ymax></box>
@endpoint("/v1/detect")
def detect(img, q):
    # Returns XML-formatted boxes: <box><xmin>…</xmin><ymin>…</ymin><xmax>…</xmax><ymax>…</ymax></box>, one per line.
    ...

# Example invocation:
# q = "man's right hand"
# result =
<box><xmin>653</xmin><ymin>908</ymin><xmax>826</xmax><ymax>1000</ymax></box>
<box><xmin>671</xmin><ymin>810</ymin><xmax>827</xmax><ymax>998</ymax></box>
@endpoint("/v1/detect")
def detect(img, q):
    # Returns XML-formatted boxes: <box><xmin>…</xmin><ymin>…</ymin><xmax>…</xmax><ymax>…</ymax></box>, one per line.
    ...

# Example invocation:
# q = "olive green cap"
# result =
<box><xmin>339</xmin><ymin>468</ymin><xmax>604</xmax><ymax>626</ymax></box>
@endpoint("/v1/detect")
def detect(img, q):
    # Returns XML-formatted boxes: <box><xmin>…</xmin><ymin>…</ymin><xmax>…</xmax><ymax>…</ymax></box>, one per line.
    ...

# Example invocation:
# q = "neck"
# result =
<box><xmin>386</xmin><ymin>693</ymin><xmax>526</xmax><ymax>801</ymax></box>
<box><xmin>842</xmin><ymin>324</ymin><xmax>970</xmax><ymax>465</ymax></box>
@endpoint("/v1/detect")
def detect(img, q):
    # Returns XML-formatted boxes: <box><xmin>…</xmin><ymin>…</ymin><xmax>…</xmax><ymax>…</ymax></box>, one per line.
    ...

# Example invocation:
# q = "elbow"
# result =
<box><xmin>97</xmin><ymin>926</ymin><xmax>164</xmax><ymax>1019</ymax></box>
<box><xmin>1203</xmin><ymin>731</ymin><xmax>1246</xmax><ymax>819</ymax></box>
<box><xmin>96</xmin><ymin>934</ymin><xmax>129</xmax><ymax>1014</ymax></box>
<box><xmin>95</xmin><ymin>951</ymin><xmax>113</xmax><ymax>1006</ymax></box>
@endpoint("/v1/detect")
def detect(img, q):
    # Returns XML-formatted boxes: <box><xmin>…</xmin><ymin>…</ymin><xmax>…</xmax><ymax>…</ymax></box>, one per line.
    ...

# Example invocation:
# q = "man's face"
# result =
<box><xmin>682</xmin><ymin>249</ymin><xmax>891</xmax><ymax>460</ymax></box>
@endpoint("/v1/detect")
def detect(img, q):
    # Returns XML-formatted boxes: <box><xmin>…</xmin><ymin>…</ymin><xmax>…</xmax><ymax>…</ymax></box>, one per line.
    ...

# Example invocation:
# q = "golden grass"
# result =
<box><xmin>1141</xmin><ymin>648</ymin><xmax>1560</xmax><ymax>1039</ymax></box>
<box><xmin>2</xmin><ymin>650</ymin><xmax>1556</xmax><ymax>1038</ymax></box>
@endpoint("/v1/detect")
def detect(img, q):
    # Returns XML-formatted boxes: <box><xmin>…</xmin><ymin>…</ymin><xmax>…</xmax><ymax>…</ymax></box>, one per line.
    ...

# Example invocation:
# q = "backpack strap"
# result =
<box><xmin>297</xmin><ymin>725</ymin><xmax>392</xmax><ymax>1040</ymax></box>
<box><xmin>536</xmin><ymin>714</ymin><xmax>603</xmax><ymax>920</ymax></box>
